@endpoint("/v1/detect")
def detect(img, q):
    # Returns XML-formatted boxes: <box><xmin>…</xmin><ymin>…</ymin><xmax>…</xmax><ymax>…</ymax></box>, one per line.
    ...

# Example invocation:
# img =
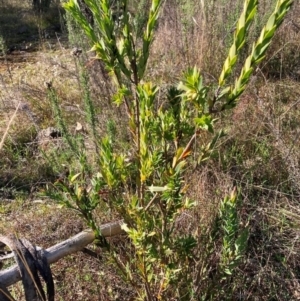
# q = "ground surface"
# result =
<box><xmin>1</xmin><ymin>1</ymin><xmax>300</xmax><ymax>300</ymax></box>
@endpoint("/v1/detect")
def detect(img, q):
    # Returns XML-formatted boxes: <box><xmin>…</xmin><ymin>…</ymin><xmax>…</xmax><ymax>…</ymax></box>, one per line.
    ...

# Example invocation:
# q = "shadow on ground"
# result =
<box><xmin>0</xmin><ymin>0</ymin><xmax>64</xmax><ymax>50</ymax></box>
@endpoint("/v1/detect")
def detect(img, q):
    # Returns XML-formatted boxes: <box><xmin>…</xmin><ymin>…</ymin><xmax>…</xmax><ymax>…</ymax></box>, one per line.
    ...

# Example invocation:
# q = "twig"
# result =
<box><xmin>0</xmin><ymin>102</ymin><xmax>21</xmax><ymax>150</ymax></box>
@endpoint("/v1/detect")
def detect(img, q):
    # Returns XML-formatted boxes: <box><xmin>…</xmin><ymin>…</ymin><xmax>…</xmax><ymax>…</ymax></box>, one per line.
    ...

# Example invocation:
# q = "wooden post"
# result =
<box><xmin>0</xmin><ymin>220</ymin><xmax>124</xmax><ymax>288</ymax></box>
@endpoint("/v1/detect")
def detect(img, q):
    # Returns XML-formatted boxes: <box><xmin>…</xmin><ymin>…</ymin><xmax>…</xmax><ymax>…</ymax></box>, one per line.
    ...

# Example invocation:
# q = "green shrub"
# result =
<box><xmin>47</xmin><ymin>0</ymin><xmax>294</xmax><ymax>299</ymax></box>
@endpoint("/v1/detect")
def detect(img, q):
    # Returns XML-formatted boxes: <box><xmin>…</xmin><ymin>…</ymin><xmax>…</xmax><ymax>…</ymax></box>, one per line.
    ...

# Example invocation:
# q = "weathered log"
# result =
<box><xmin>0</xmin><ymin>220</ymin><xmax>124</xmax><ymax>288</ymax></box>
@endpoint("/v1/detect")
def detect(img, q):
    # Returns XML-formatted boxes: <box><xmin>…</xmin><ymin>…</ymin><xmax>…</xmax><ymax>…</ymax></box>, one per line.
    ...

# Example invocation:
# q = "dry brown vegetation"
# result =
<box><xmin>1</xmin><ymin>0</ymin><xmax>300</xmax><ymax>300</ymax></box>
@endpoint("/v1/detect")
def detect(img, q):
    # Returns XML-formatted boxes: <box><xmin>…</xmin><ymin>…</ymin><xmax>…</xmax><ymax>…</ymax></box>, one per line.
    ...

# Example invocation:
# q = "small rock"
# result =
<box><xmin>71</xmin><ymin>47</ymin><xmax>83</xmax><ymax>57</ymax></box>
<box><xmin>75</xmin><ymin>122</ymin><xmax>84</xmax><ymax>132</ymax></box>
<box><xmin>44</xmin><ymin>81</ymin><xmax>53</xmax><ymax>89</ymax></box>
<box><xmin>37</xmin><ymin>127</ymin><xmax>62</xmax><ymax>142</ymax></box>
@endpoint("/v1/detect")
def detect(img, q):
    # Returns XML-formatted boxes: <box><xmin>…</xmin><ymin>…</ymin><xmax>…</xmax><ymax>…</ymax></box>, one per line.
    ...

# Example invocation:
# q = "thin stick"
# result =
<box><xmin>0</xmin><ymin>102</ymin><xmax>21</xmax><ymax>150</ymax></box>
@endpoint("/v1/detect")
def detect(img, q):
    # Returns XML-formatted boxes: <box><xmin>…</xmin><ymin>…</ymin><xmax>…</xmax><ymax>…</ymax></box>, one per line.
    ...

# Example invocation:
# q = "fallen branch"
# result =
<box><xmin>0</xmin><ymin>220</ymin><xmax>124</xmax><ymax>288</ymax></box>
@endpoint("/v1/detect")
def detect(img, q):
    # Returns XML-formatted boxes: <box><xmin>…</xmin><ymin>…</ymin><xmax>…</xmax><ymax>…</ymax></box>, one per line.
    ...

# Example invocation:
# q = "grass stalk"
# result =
<box><xmin>0</xmin><ymin>102</ymin><xmax>21</xmax><ymax>151</ymax></box>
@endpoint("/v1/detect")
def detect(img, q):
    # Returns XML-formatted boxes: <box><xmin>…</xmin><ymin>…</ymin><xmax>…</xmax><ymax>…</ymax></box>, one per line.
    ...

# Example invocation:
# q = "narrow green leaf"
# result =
<box><xmin>71</xmin><ymin>173</ymin><xmax>81</xmax><ymax>183</ymax></box>
<box><xmin>148</xmin><ymin>185</ymin><xmax>169</xmax><ymax>192</ymax></box>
